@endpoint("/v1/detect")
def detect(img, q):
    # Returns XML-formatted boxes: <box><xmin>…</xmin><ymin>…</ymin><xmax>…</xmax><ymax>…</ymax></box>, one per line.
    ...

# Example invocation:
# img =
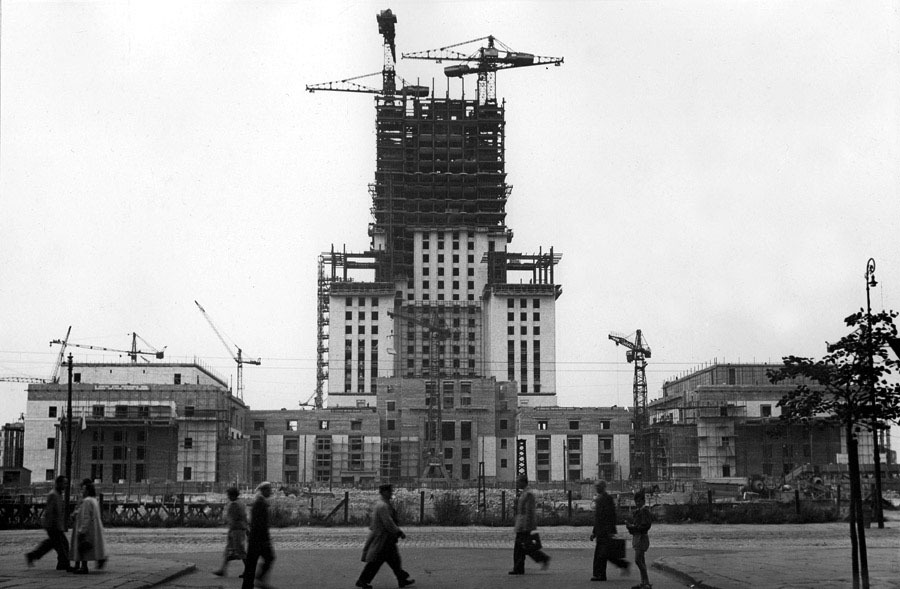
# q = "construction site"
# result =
<box><xmin>2</xmin><ymin>10</ymin><xmax>897</xmax><ymax>506</ymax></box>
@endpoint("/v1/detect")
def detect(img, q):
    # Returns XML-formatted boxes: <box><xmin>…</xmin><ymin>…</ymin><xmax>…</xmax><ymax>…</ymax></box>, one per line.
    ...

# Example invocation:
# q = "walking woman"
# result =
<box><xmin>213</xmin><ymin>487</ymin><xmax>247</xmax><ymax>577</ymax></box>
<box><xmin>69</xmin><ymin>478</ymin><xmax>107</xmax><ymax>574</ymax></box>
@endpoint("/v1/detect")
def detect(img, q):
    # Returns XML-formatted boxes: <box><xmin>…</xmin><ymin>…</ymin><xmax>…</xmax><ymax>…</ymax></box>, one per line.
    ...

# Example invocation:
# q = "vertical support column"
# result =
<box><xmin>515</xmin><ymin>438</ymin><xmax>528</xmax><ymax>514</ymax></box>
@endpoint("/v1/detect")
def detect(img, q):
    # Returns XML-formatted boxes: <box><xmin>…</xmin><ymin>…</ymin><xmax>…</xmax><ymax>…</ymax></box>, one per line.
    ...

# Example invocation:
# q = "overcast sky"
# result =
<box><xmin>2</xmin><ymin>1</ymin><xmax>899</xmax><ymax>436</ymax></box>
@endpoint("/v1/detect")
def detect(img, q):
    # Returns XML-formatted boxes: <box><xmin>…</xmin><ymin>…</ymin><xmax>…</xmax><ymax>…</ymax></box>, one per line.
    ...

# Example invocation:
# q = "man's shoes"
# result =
<box><xmin>399</xmin><ymin>579</ymin><xmax>415</xmax><ymax>587</ymax></box>
<box><xmin>74</xmin><ymin>568</ymin><xmax>89</xmax><ymax>575</ymax></box>
<box><xmin>541</xmin><ymin>556</ymin><xmax>551</xmax><ymax>570</ymax></box>
<box><xmin>56</xmin><ymin>564</ymin><xmax>70</xmax><ymax>571</ymax></box>
<box><xmin>591</xmin><ymin>577</ymin><xmax>606</xmax><ymax>582</ymax></box>
<box><xmin>355</xmin><ymin>581</ymin><xmax>373</xmax><ymax>589</ymax></box>
<box><xmin>25</xmin><ymin>554</ymin><xmax>35</xmax><ymax>568</ymax></box>
<box><xmin>508</xmin><ymin>570</ymin><xmax>524</xmax><ymax>575</ymax></box>
<box><xmin>212</xmin><ymin>569</ymin><xmax>225</xmax><ymax>577</ymax></box>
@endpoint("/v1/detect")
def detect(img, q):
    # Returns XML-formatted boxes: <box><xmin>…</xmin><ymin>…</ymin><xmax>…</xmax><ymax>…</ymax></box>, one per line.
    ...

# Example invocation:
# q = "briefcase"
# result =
<box><xmin>609</xmin><ymin>537</ymin><xmax>626</xmax><ymax>560</ymax></box>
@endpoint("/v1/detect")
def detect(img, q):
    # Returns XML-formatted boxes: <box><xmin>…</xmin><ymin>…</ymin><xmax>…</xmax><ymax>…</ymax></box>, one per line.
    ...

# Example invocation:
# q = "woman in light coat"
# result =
<box><xmin>69</xmin><ymin>478</ymin><xmax>107</xmax><ymax>574</ymax></box>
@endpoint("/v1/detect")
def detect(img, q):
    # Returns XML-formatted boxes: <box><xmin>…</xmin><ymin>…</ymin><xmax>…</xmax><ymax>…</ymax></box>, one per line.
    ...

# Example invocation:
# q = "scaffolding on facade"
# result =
<box><xmin>369</xmin><ymin>95</ymin><xmax>509</xmax><ymax>283</ymax></box>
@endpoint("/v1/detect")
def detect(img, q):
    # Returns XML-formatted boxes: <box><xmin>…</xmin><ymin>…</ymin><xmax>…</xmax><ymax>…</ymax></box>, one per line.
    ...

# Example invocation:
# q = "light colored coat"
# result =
<box><xmin>69</xmin><ymin>496</ymin><xmax>107</xmax><ymax>561</ymax></box>
<box><xmin>362</xmin><ymin>496</ymin><xmax>401</xmax><ymax>563</ymax></box>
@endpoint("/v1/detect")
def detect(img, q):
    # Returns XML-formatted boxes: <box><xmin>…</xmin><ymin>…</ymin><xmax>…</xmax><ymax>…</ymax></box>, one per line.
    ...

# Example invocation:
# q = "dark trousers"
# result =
<box><xmin>358</xmin><ymin>541</ymin><xmax>409</xmax><ymax>585</ymax></box>
<box><xmin>27</xmin><ymin>528</ymin><xmax>69</xmax><ymax>569</ymax></box>
<box><xmin>593</xmin><ymin>536</ymin><xmax>628</xmax><ymax>579</ymax></box>
<box><xmin>512</xmin><ymin>531</ymin><xmax>549</xmax><ymax>573</ymax></box>
<box><xmin>241</xmin><ymin>541</ymin><xmax>274</xmax><ymax>589</ymax></box>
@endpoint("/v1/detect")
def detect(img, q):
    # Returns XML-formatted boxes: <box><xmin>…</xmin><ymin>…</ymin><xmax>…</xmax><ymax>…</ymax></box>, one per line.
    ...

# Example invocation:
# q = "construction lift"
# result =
<box><xmin>402</xmin><ymin>35</ymin><xmax>563</xmax><ymax>104</ymax></box>
<box><xmin>0</xmin><ymin>326</ymin><xmax>73</xmax><ymax>384</ymax></box>
<box><xmin>388</xmin><ymin>309</ymin><xmax>452</xmax><ymax>482</ymax></box>
<box><xmin>306</xmin><ymin>9</ymin><xmax>428</xmax><ymax>97</ymax></box>
<box><xmin>609</xmin><ymin>330</ymin><xmax>652</xmax><ymax>480</ymax></box>
<box><xmin>195</xmin><ymin>300</ymin><xmax>260</xmax><ymax>402</ymax></box>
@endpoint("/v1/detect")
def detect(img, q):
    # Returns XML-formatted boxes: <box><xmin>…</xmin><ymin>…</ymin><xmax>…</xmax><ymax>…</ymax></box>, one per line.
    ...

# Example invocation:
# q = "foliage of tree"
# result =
<box><xmin>768</xmin><ymin>309</ymin><xmax>900</xmax><ymax>430</ymax></box>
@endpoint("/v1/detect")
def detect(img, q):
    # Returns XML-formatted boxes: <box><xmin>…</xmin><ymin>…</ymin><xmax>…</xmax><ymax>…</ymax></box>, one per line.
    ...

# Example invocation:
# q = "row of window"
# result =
<box><xmin>535</xmin><ymin>419</ymin><xmax>612</xmax><ymax>430</ymax></box>
<box><xmin>507</xmin><ymin>326</ymin><xmax>541</xmax><ymax>335</ymax></box>
<box><xmin>421</xmin><ymin>253</ymin><xmax>475</xmax><ymax>264</ymax></box>
<box><xmin>420</xmin><ymin>236</ymin><xmax>475</xmax><ymax>251</ymax></box>
<box><xmin>420</xmin><ymin>280</ymin><xmax>476</xmax><ymax>290</ymax></box>
<box><xmin>345</xmin><ymin>297</ymin><xmax>380</xmax><ymax>307</ymax></box>
<box><xmin>345</xmin><ymin>325</ymin><xmax>380</xmax><ymax>335</ymax></box>
<box><xmin>421</xmin><ymin>266</ymin><xmax>476</xmax><ymax>278</ymax></box>
<box><xmin>508</xmin><ymin>298</ymin><xmax>541</xmax><ymax>309</ymax></box>
<box><xmin>345</xmin><ymin>311</ymin><xmax>380</xmax><ymax>321</ymax></box>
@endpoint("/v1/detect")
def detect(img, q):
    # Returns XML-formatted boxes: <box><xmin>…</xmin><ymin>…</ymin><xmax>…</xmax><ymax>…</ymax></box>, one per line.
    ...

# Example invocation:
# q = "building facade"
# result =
<box><xmin>646</xmin><ymin>363</ymin><xmax>892</xmax><ymax>484</ymax></box>
<box><xmin>22</xmin><ymin>362</ymin><xmax>249</xmax><ymax>484</ymax></box>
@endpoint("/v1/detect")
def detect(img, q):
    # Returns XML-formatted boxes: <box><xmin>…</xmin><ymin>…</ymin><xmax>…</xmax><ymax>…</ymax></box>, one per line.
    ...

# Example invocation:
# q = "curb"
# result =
<box><xmin>148</xmin><ymin>563</ymin><xmax>197</xmax><ymax>588</ymax></box>
<box><xmin>652</xmin><ymin>558</ymin><xmax>719</xmax><ymax>589</ymax></box>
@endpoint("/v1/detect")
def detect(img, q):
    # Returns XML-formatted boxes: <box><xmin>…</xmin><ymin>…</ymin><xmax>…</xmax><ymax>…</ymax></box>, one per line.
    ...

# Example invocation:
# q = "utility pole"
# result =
<box><xmin>64</xmin><ymin>354</ymin><xmax>73</xmax><ymax>526</ymax></box>
<box><xmin>865</xmin><ymin>257</ymin><xmax>884</xmax><ymax>529</ymax></box>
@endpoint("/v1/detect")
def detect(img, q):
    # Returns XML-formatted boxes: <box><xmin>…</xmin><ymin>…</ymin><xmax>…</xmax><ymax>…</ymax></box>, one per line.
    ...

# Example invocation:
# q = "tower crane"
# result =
<box><xmin>0</xmin><ymin>326</ymin><xmax>73</xmax><ymax>385</ymax></box>
<box><xmin>194</xmin><ymin>300</ymin><xmax>260</xmax><ymax>401</ymax></box>
<box><xmin>609</xmin><ymin>330</ymin><xmax>652</xmax><ymax>430</ymax></box>
<box><xmin>402</xmin><ymin>35</ymin><xmax>563</xmax><ymax>104</ymax></box>
<box><xmin>306</xmin><ymin>9</ymin><xmax>428</xmax><ymax>97</ymax></box>
<box><xmin>388</xmin><ymin>308</ymin><xmax>452</xmax><ymax>481</ymax></box>
<box><xmin>50</xmin><ymin>332</ymin><xmax>165</xmax><ymax>363</ymax></box>
<box><xmin>609</xmin><ymin>330</ymin><xmax>651</xmax><ymax>481</ymax></box>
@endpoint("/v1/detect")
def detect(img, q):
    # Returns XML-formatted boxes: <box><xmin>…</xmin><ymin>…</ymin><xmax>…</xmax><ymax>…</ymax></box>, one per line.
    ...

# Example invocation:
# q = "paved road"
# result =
<box><xmin>3</xmin><ymin>522</ymin><xmax>898</xmax><ymax>588</ymax></box>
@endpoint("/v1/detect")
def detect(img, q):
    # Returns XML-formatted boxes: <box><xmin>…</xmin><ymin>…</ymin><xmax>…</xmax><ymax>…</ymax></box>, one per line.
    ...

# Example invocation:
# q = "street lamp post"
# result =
<box><xmin>64</xmin><ymin>354</ymin><xmax>73</xmax><ymax>526</ymax></box>
<box><xmin>865</xmin><ymin>257</ymin><xmax>884</xmax><ymax>529</ymax></box>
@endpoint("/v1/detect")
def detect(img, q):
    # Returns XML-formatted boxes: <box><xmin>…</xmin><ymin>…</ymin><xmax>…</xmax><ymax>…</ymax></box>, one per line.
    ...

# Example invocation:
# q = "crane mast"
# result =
<box><xmin>306</xmin><ymin>9</ymin><xmax>427</xmax><ymax>97</ymax></box>
<box><xmin>388</xmin><ymin>309</ymin><xmax>452</xmax><ymax>481</ymax></box>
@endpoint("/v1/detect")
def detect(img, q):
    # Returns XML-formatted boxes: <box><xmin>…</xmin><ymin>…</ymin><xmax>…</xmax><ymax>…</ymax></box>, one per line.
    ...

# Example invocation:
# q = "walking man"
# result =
<box><xmin>26</xmin><ymin>475</ymin><xmax>70</xmax><ymax>570</ymax></box>
<box><xmin>591</xmin><ymin>479</ymin><xmax>629</xmax><ymax>581</ymax></box>
<box><xmin>509</xmin><ymin>474</ymin><xmax>550</xmax><ymax>575</ymax></box>
<box><xmin>356</xmin><ymin>484</ymin><xmax>414</xmax><ymax>589</ymax></box>
<box><xmin>242</xmin><ymin>482</ymin><xmax>275</xmax><ymax>589</ymax></box>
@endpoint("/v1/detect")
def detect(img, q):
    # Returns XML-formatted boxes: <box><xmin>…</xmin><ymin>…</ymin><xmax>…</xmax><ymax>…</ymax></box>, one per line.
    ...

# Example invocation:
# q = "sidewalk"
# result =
<box><xmin>0</xmin><ymin>554</ymin><xmax>195</xmax><ymax>589</ymax></box>
<box><xmin>654</xmin><ymin>546</ymin><xmax>900</xmax><ymax>589</ymax></box>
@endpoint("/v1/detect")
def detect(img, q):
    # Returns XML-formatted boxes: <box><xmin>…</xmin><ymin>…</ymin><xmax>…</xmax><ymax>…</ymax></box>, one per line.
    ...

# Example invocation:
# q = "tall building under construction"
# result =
<box><xmin>311</xmin><ymin>10</ymin><xmax>575</xmax><ymax>481</ymax></box>
<box><xmin>316</xmin><ymin>12</ymin><xmax>564</xmax><ymax>412</ymax></box>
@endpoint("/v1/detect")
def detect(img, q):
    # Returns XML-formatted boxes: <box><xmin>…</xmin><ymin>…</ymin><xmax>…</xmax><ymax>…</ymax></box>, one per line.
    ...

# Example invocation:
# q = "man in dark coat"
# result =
<box><xmin>355</xmin><ymin>484</ymin><xmax>414</xmax><ymax>589</ymax></box>
<box><xmin>26</xmin><ymin>475</ymin><xmax>70</xmax><ymax>570</ymax></box>
<box><xmin>242</xmin><ymin>482</ymin><xmax>275</xmax><ymax>589</ymax></box>
<box><xmin>590</xmin><ymin>479</ymin><xmax>629</xmax><ymax>581</ymax></box>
